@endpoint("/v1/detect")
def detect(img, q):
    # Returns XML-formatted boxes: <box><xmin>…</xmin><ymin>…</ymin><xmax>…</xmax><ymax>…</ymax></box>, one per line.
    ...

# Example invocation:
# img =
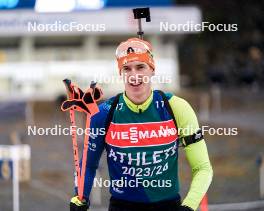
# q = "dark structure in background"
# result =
<box><xmin>177</xmin><ymin>1</ymin><xmax>264</xmax><ymax>89</ymax></box>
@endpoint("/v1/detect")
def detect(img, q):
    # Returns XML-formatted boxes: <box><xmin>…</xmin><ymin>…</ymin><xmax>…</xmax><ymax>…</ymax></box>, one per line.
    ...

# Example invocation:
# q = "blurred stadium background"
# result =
<box><xmin>0</xmin><ymin>0</ymin><xmax>264</xmax><ymax>211</ymax></box>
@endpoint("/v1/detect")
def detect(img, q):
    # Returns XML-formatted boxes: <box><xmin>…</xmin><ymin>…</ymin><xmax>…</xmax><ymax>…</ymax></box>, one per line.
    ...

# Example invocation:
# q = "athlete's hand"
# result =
<box><xmin>70</xmin><ymin>196</ymin><xmax>89</xmax><ymax>211</ymax></box>
<box><xmin>178</xmin><ymin>205</ymin><xmax>194</xmax><ymax>211</ymax></box>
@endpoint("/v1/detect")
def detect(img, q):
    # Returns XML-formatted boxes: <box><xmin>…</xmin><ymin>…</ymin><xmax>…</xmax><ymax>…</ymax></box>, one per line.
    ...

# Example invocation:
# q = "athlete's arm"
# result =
<box><xmin>169</xmin><ymin>96</ymin><xmax>213</xmax><ymax>211</ymax></box>
<box><xmin>74</xmin><ymin>102</ymin><xmax>109</xmax><ymax>201</ymax></box>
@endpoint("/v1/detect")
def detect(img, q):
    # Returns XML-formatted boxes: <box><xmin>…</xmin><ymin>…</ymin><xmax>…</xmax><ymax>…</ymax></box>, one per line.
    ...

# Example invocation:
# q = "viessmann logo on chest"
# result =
<box><xmin>105</xmin><ymin>120</ymin><xmax>178</xmax><ymax>147</ymax></box>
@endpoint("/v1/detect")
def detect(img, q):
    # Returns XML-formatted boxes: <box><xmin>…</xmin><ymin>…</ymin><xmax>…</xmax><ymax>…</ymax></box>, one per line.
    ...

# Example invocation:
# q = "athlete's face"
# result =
<box><xmin>121</xmin><ymin>61</ymin><xmax>154</xmax><ymax>97</ymax></box>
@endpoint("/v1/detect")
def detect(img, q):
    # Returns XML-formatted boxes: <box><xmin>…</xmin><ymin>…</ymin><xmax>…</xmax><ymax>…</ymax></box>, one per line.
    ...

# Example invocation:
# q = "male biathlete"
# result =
<box><xmin>70</xmin><ymin>37</ymin><xmax>213</xmax><ymax>211</ymax></box>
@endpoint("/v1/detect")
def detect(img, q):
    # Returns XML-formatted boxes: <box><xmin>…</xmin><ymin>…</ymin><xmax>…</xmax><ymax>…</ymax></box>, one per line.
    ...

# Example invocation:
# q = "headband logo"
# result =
<box><xmin>127</xmin><ymin>47</ymin><xmax>135</xmax><ymax>54</ymax></box>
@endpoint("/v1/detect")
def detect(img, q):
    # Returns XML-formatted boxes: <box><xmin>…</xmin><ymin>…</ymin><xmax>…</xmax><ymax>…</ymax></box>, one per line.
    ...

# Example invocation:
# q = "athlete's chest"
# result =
<box><xmin>105</xmin><ymin>102</ymin><xmax>178</xmax><ymax>147</ymax></box>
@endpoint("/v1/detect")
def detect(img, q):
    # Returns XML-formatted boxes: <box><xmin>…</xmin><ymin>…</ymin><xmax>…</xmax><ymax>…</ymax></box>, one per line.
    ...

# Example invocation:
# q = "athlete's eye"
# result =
<box><xmin>137</xmin><ymin>65</ymin><xmax>145</xmax><ymax>70</ymax></box>
<box><xmin>123</xmin><ymin>66</ymin><xmax>131</xmax><ymax>72</ymax></box>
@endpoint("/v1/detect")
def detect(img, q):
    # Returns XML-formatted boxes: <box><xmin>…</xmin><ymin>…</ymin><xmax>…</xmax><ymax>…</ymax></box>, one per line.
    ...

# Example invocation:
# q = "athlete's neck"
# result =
<box><xmin>125</xmin><ymin>89</ymin><xmax>152</xmax><ymax>105</ymax></box>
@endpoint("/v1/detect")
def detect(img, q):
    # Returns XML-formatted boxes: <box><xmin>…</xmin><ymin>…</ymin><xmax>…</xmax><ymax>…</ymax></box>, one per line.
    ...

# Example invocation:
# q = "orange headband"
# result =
<box><xmin>116</xmin><ymin>37</ymin><xmax>155</xmax><ymax>74</ymax></box>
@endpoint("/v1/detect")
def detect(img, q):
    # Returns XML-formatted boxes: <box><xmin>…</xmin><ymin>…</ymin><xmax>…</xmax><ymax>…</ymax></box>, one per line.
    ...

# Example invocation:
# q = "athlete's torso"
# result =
<box><xmin>104</xmin><ymin>90</ymin><xmax>180</xmax><ymax>202</ymax></box>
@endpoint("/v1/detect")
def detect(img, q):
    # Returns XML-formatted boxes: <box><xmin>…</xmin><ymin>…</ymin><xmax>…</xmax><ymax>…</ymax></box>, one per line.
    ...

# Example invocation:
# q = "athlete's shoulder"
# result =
<box><xmin>90</xmin><ymin>95</ymin><xmax>117</xmax><ymax>125</ymax></box>
<box><xmin>98</xmin><ymin>98</ymin><xmax>112</xmax><ymax>113</ymax></box>
<box><xmin>98</xmin><ymin>93</ymin><xmax>121</xmax><ymax>113</ymax></box>
<box><xmin>168</xmin><ymin>95</ymin><xmax>192</xmax><ymax>109</ymax></box>
<box><xmin>153</xmin><ymin>90</ymin><xmax>174</xmax><ymax>100</ymax></box>
<box><xmin>155</xmin><ymin>90</ymin><xmax>192</xmax><ymax>110</ymax></box>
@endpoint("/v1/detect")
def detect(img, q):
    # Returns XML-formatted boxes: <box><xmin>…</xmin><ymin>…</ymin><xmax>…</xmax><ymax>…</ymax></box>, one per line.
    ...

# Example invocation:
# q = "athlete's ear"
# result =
<box><xmin>151</xmin><ymin>68</ymin><xmax>155</xmax><ymax>76</ymax></box>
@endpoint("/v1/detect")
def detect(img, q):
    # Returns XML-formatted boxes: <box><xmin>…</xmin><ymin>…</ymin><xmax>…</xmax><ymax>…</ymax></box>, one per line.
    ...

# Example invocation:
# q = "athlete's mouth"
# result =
<box><xmin>129</xmin><ymin>81</ymin><xmax>143</xmax><ymax>87</ymax></box>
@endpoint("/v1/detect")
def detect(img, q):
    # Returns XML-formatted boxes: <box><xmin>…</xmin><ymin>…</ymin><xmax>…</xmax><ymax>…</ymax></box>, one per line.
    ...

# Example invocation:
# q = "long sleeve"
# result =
<box><xmin>74</xmin><ymin>103</ymin><xmax>109</xmax><ymax>200</ymax></box>
<box><xmin>182</xmin><ymin>140</ymin><xmax>213</xmax><ymax>210</ymax></box>
<box><xmin>169</xmin><ymin>95</ymin><xmax>213</xmax><ymax>211</ymax></box>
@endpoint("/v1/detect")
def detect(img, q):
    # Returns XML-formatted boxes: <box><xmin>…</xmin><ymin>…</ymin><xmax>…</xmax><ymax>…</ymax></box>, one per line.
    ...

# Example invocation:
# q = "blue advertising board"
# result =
<box><xmin>0</xmin><ymin>0</ymin><xmax>36</xmax><ymax>9</ymax></box>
